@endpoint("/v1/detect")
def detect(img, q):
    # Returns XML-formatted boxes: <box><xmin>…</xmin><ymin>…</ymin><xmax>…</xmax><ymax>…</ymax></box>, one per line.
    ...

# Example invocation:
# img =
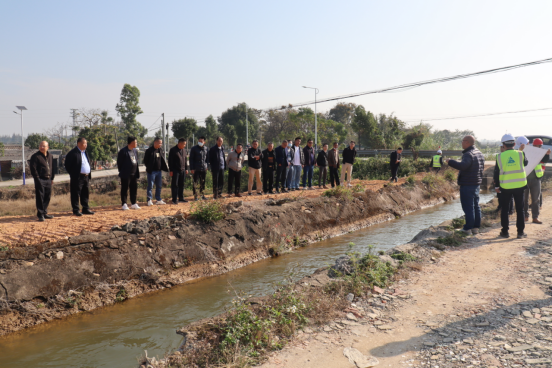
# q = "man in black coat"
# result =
<box><xmin>389</xmin><ymin>147</ymin><xmax>403</xmax><ymax>183</ymax></box>
<box><xmin>117</xmin><ymin>136</ymin><xmax>141</xmax><ymax>210</ymax></box>
<box><xmin>143</xmin><ymin>137</ymin><xmax>169</xmax><ymax>206</ymax></box>
<box><xmin>30</xmin><ymin>140</ymin><xmax>55</xmax><ymax>221</ymax></box>
<box><xmin>208</xmin><ymin>137</ymin><xmax>226</xmax><ymax>199</ymax></box>
<box><xmin>64</xmin><ymin>137</ymin><xmax>94</xmax><ymax>216</ymax></box>
<box><xmin>168</xmin><ymin>138</ymin><xmax>189</xmax><ymax>204</ymax></box>
<box><xmin>274</xmin><ymin>140</ymin><xmax>292</xmax><ymax>193</ymax></box>
<box><xmin>261</xmin><ymin>142</ymin><xmax>276</xmax><ymax>194</ymax></box>
<box><xmin>316</xmin><ymin>144</ymin><xmax>329</xmax><ymax>189</ymax></box>
<box><xmin>189</xmin><ymin>136</ymin><xmax>209</xmax><ymax>200</ymax></box>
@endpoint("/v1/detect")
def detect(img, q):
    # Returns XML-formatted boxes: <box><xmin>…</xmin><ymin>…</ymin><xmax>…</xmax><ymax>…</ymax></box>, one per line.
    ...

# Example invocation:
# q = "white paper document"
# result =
<box><xmin>523</xmin><ymin>145</ymin><xmax>548</xmax><ymax>175</ymax></box>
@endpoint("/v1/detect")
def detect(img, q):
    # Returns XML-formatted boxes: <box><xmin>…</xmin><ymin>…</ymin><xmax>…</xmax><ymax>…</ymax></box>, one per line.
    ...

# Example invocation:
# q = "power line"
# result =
<box><xmin>404</xmin><ymin>107</ymin><xmax>552</xmax><ymax>123</ymax></box>
<box><xmin>268</xmin><ymin>57</ymin><xmax>552</xmax><ymax>110</ymax></box>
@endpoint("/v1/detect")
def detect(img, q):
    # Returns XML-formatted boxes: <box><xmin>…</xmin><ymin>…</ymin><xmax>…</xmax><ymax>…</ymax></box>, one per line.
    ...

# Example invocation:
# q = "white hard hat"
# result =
<box><xmin>515</xmin><ymin>136</ymin><xmax>529</xmax><ymax>146</ymax></box>
<box><xmin>437</xmin><ymin>150</ymin><xmax>442</xmax><ymax>154</ymax></box>
<box><xmin>501</xmin><ymin>133</ymin><xmax>515</xmax><ymax>143</ymax></box>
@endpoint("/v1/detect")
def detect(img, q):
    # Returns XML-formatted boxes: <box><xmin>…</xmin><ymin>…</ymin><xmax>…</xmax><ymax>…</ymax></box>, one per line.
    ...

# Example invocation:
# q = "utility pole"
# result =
<box><xmin>70</xmin><ymin>109</ymin><xmax>78</xmax><ymax>138</ymax></box>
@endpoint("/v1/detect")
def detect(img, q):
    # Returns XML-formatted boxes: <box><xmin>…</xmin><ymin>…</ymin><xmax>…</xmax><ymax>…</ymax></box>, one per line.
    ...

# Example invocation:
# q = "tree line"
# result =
<box><xmin>20</xmin><ymin>85</ymin><xmax>485</xmax><ymax>165</ymax></box>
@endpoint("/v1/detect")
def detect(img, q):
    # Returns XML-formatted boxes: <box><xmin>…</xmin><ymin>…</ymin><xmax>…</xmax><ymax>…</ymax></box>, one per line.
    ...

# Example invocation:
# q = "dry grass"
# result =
<box><xmin>0</xmin><ymin>187</ymin><xmax>198</xmax><ymax>217</ymax></box>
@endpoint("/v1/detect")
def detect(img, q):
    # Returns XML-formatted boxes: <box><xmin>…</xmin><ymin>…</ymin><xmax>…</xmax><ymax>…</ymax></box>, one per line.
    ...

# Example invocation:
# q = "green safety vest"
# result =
<box><xmin>496</xmin><ymin>150</ymin><xmax>527</xmax><ymax>189</ymax></box>
<box><xmin>432</xmin><ymin>155</ymin><xmax>441</xmax><ymax>168</ymax></box>
<box><xmin>535</xmin><ymin>163</ymin><xmax>544</xmax><ymax>178</ymax></box>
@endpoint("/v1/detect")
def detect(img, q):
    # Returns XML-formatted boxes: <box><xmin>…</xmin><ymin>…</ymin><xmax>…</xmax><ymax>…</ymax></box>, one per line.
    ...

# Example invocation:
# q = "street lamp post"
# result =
<box><xmin>302</xmin><ymin>86</ymin><xmax>319</xmax><ymax>150</ymax></box>
<box><xmin>14</xmin><ymin>106</ymin><xmax>28</xmax><ymax>185</ymax></box>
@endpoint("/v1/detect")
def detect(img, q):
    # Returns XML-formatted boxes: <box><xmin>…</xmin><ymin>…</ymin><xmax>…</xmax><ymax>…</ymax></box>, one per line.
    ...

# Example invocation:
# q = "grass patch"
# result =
<box><xmin>190</xmin><ymin>200</ymin><xmax>225</xmax><ymax>223</ymax></box>
<box><xmin>443</xmin><ymin>169</ymin><xmax>457</xmax><ymax>182</ymax></box>
<box><xmin>451</xmin><ymin>217</ymin><xmax>465</xmax><ymax>229</ymax></box>
<box><xmin>352</xmin><ymin>184</ymin><xmax>364</xmax><ymax>193</ymax></box>
<box><xmin>390</xmin><ymin>252</ymin><xmax>417</xmax><ymax>262</ymax></box>
<box><xmin>322</xmin><ymin>186</ymin><xmax>353</xmax><ymax>201</ymax></box>
<box><xmin>421</xmin><ymin>172</ymin><xmax>445</xmax><ymax>188</ymax></box>
<box><xmin>436</xmin><ymin>230</ymin><xmax>468</xmax><ymax>247</ymax></box>
<box><xmin>115</xmin><ymin>288</ymin><xmax>128</xmax><ymax>302</ymax></box>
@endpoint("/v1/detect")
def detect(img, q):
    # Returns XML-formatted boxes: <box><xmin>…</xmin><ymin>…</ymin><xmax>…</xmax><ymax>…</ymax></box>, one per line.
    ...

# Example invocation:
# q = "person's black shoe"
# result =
<box><xmin>74</xmin><ymin>212</ymin><xmax>83</xmax><ymax>217</ymax></box>
<box><xmin>201</xmin><ymin>195</ymin><xmax>207</xmax><ymax>200</ymax></box>
<box><xmin>499</xmin><ymin>230</ymin><xmax>509</xmax><ymax>238</ymax></box>
<box><xmin>82</xmin><ymin>209</ymin><xmax>95</xmax><ymax>215</ymax></box>
<box><xmin>38</xmin><ymin>217</ymin><xmax>45</xmax><ymax>222</ymax></box>
<box><xmin>179</xmin><ymin>199</ymin><xmax>188</xmax><ymax>203</ymax></box>
<box><xmin>172</xmin><ymin>201</ymin><xmax>178</xmax><ymax>205</ymax></box>
<box><xmin>269</xmin><ymin>191</ymin><xmax>275</xmax><ymax>194</ymax></box>
<box><xmin>275</xmin><ymin>189</ymin><xmax>280</xmax><ymax>194</ymax></box>
<box><xmin>517</xmin><ymin>232</ymin><xmax>528</xmax><ymax>239</ymax></box>
<box><xmin>44</xmin><ymin>214</ymin><xmax>54</xmax><ymax>219</ymax></box>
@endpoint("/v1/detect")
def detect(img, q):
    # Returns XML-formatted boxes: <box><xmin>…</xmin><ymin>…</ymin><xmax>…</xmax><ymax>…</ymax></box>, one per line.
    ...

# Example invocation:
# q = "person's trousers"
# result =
<box><xmin>171</xmin><ymin>170</ymin><xmax>186</xmax><ymax>202</ymax></box>
<box><xmin>390</xmin><ymin>166</ymin><xmax>399</xmax><ymax>182</ymax></box>
<box><xmin>228</xmin><ymin>169</ymin><xmax>242</xmax><ymax>194</ymax></box>
<box><xmin>147</xmin><ymin>170</ymin><xmax>163</xmax><ymax>201</ymax></box>
<box><xmin>121</xmin><ymin>175</ymin><xmax>138</xmax><ymax>205</ymax></box>
<box><xmin>275</xmin><ymin>165</ymin><xmax>287</xmax><ymax>190</ymax></box>
<box><xmin>193</xmin><ymin>171</ymin><xmax>206</xmax><ymax>197</ymax></box>
<box><xmin>34</xmin><ymin>178</ymin><xmax>52</xmax><ymax>218</ymax></box>
<box><xmin>329</xmin><ymin>166</ymin><xmax>340</xmax><ymax>187</ymax></box>
<box><xmin>70</xmin><ymin>174</ymin><xmax>90</xmax><ymax>213</ymax></box>
<box><xmin>524</xmin><ymin>178</ymin><xmax>541</xmax><ymax>220</ymax></box>
<box><xmin>212</xmin><ymin>170</ymin><xmax>224</xmax><ymax>198</ymax></box>
<box><xmin>290</xmin><ymin>165</ymin><xmax>302</xmax><ymax>189</ymax></box>
<box><xmin>341</xmin><ymin>163</ymin><xmax>353</xmax><ymax>185</ymax></box>
<box><xmin>500</xmin><ymin>187</ymin><xmax>525</xmax><ymax>234</ymax></box>
<box><xmin>285</xmin><ymin>166</ymin><xmax>293</xmax><ymax>189</ymax></box>
<box><xmin>497</xmin><ymin>191</ymin><xmax>514</xmax><ymax>214</ymax></box>
<box><xmin>302</xmin><ymin>165</ymin><xmax>314</xmax><ymax>188</ymax></box>
<box><xmin>318</xmin><ymin>166</ymin><xmax>327</xmax><ymax>187</ymax></box>
<box><xmin>263</xmin><ymin>168</ymin><xmax>274</xmax><ymax>192</ymax></box>
<box><xmin>459</xmin><ymin>185</ymin><xmax>481</xmax><ymax>231</ymax></box>
<box><xmin>248</xmin><ymin>167</ymin><xmax>262</xmax><ymax>193</ymax></box>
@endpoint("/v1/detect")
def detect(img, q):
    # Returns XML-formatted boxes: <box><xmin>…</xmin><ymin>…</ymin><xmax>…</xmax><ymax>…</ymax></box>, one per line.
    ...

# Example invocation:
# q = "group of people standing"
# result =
<box><xmin>444</xmin><ymin>134</ymin><xmax>549</xmax><ymax>239</ymax></box>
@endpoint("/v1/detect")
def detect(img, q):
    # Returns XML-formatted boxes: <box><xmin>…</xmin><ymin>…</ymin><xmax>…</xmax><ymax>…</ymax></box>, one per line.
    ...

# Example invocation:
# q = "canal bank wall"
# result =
<box><xmin>0</xmin><ymin>180</ymin><xmax>459</xmax><ymax>336</ymax></box>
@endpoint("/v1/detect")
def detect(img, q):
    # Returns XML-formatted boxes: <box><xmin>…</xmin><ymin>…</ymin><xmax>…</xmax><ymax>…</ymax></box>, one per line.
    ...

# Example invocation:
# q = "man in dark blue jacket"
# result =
<box><xmin>274</xmin><ymin>140</ymin><xmax>292</xmax><ymax>193</ymax></box>
<box><xmin>117</xmin><ymin>136</ymin><xmax>141</xmax><ymax>210</ymax></box>
<box><xmin>446</xmin><ymin>135</ymin><xmax>485</xmax><ymax>235</ymax></box>
<box><xmin>189</xmin><ymin>136</ymin><xmax>209</xmax><ymax>200</ymax></box>
<box><xmin>208</xmin><ymin>137</ymin><xmax>226</xmax><ymax>199</ymax></box>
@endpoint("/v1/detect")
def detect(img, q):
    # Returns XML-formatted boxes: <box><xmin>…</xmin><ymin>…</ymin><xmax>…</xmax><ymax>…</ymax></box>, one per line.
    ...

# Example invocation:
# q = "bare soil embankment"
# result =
<box><xmin>0</xmin><ymin>178</ymin><xmax>457</xmax><ymax>336</ymax></box>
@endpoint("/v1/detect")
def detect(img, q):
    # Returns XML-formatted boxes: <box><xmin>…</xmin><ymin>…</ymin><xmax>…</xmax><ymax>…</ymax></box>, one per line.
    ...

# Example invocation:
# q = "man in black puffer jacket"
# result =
<box><xmin>189</xmin><ymin>136</ymin><xmax>209</xmax><ymax>200</ymax></box>
<box><xmin>446</xmin><ymin>135</ymin><xmax>485</xmax><ymax>235</ymax></box>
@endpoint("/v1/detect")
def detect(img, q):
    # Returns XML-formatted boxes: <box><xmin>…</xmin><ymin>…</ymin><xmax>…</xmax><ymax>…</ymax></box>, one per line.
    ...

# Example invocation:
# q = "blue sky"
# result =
<box><xmin>1</xmin><ymin>0</ymin><xmax>551</xmax><ymax>140</ymax></box>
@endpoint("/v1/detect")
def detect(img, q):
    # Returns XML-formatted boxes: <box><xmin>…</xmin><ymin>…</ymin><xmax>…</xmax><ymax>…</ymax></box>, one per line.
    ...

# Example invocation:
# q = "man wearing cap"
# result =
<box><xmin>524</xmin><ymin>138</ymin><xmax>551</xmax><ymax>224</ymax></box>
<box><xmin>445</xmin><ymin>136</ymin><xmax>485</xmax><ymax>235</ymax></box>
<box><xmin>430</xmin><ymin>150</ymin><xmax>443</xmax><ymax>173</ymax></box>
<box><xmin>493</xmin><ymin>133</ymin><xmax>528</xmax><ymax>238</ymax></box>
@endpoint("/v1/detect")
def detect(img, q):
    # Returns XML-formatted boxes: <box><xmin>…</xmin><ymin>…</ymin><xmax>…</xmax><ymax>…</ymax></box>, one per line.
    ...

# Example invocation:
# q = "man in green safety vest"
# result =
<box><xmin>494</xmin><ymin>133</ymin><xmax>528</xmax><ymax>239</ymax></box>
<box><xmin>524</xmin><ymin>138</ymin><xmax>550</xmax><ymax>224</ymax></box>
<box><xmin>430</xmin><ymin>150</ymin><xmax>443</xmax><ymax>173</ymax></box>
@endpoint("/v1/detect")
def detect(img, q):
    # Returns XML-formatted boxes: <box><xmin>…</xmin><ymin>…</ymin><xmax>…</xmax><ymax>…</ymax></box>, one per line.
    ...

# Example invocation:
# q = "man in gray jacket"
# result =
<box><xmin>226</xmin><ymin>143</ymin><xmax>245</xmax><ymax>197</ymax></box>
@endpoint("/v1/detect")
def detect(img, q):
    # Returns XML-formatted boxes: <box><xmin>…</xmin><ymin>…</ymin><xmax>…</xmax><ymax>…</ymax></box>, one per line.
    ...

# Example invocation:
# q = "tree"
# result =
<box><xmin>171</xmin><ymin>117</ymin><xmax>198</xmax><ymax>141</ymax></box>
<box><xmin>377</xmin><ymin>114</ymin><xmax>406</xmax><ymax>149</ymax></box>
<box><xmin>24</xmin><ymin>133</ymin><xmax>59</xmax><ymax>149</ymax></box>
<box><xmin>78</xmin><ymin>125</ymin><xmax>117</xmax><ymax>167</ymax></box>
<box><xmin>218</xmin><ymin>103</ymin><xmax>259</xmax><ymax>146</ymax></box>
<box><xmin>0</xmin><ymin>142</ymin><xmax>4</xmax><ymax>156</ymax></box>
<box><xmin>77</xmin><ymin>108</ymin><xmax>102</xmax><ymax>128</ymax></box>
<box><xmin>115</xmin><ymin>84</ymin><xmax>147</xmax><ymax>139</ymax></box>
<box><xmin>328</xmin><ymin>102</ymin><xmax>356</xmax><ymax>126</ymax></box>
<box><xmin>351</xmin><ymin>106</ymin><xmax>380</xmax><ymax>149</ymax></box>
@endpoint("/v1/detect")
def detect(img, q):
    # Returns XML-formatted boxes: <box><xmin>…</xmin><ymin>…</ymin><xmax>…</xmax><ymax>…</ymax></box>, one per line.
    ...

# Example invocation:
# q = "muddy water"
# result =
<box><xmin>0</xmin><ymin>194</ymin><xmax>494</xmax><ymax>368</ymax></box>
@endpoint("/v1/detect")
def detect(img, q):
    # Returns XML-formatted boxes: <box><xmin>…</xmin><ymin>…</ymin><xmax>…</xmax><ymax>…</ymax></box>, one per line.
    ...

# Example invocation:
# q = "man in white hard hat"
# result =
<box><xmin>445</xmin><ymin>136</ymin><xmax>485</xmax><ymax>235</ymax></box>
<box><xmin>494</xmin><ymin>133</ymin><xmax>528</xmax><ymax>238</ymax></box>
<box><xmin>430</xmin><ymin>150</ymin><xmax>443</xmax><ymax>173</ymax></box>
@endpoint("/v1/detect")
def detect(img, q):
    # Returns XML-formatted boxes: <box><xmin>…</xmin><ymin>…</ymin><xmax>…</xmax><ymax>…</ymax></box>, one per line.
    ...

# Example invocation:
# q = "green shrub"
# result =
<box><xmin>116</xmin><ymin>288</ymin><xmax>128</xmax><ymax>302</ymax></box>
<box><xmin>322</xmin><ymin>186</ymin><xmax>353</xmax><ymax>201</ymax></box>
<box><xmin>390</xmin><ymin>252</ymin><xmax>417</xmax><ymax>262</ymax></box>
<box><xmin>352</xmin><ymin>183</ymin><xmax>364</xmax><ymax>193</ymax></box>
<box><xmin>352</xmin><ymin>157</ymin><xmax>430</xmax><ymax>181</ymax></box>
<box><xmin>443</xmin><ymin>169</ymin><xmax>457</xmax><ymax>182</ymax></box>
<box><xmin>421</xmin><ymin>172</ymin><xmax>445</xmax><ymax>188</ymax></box>
<box><xmin>190</xmin><ymin>200</ymin><xmax>225</xmax><ymax>223</ymax></box>
<box><xmin>451</xmin><ymin>217</ymin><xmax>465</xmax><ymax>229</ymax></box>
<box><xmin>436</xmin><ymin>231</ymin><xmax>467</xmax><ymax>247</ymax></box>
<box><xmin>405</xmin><ymin>176</ymin><xmax>415</xmax><ymax>185</ymax></box>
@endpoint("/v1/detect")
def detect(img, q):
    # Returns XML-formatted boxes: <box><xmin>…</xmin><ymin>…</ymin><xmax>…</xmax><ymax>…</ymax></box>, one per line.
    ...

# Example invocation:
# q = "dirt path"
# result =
<box><xmin>0</xmin><ymin>177</ymin><xmax>407</xmax><ymax>247</ymax></box>
<box><xmin>259</xmin><ymin>197</ymin><xmax>552</xmax><ymax>368</ymax></box>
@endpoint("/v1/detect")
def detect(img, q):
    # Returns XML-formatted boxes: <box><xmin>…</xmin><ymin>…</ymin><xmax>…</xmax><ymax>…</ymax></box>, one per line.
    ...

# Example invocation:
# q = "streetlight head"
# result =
<box><xmin>13</xmin><ymin>111</ymin><xmax>18</xmax><ymax>114</ymax></box>
<box><xmin>16</xmin><ymin>106</ymin><xmax>27</xmax><ymax>110</ymax></box>
<box><xmin>302</xmin><ymin>86</ymin><xmax>306</xmax><ymax>88</ymax></box>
